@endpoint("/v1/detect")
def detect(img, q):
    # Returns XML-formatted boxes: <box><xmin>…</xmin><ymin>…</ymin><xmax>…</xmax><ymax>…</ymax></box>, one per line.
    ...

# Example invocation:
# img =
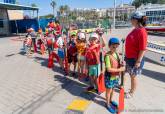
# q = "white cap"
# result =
<box><xmin>131</xmin><ymin>11</ymin><xmax>144</xmax><ymax>19</ymax></box>
<box><xmin>78</xmin><ymin>32</ymin><xmax>86</xmax><ymax>39</ymax></box>
<box><xmin>90</xmin><ymin>33</ymin><xmax>99</xmax><ymax>39</ymax></box>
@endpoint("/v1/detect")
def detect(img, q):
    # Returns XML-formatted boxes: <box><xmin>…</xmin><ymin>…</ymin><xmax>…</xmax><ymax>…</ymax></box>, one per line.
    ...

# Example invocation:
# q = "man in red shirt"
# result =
<box><xmin>125</xmin><ymin>11</ymin><xmax>148</xmax><ymax>98</ymax></box>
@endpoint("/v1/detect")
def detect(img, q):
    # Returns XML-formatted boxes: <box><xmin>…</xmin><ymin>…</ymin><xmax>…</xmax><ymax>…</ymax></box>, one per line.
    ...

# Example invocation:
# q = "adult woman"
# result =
<box><xmin>125</xmin><ymin>12</ymin><xmax>148</xmax><ymax>98</ymax></box>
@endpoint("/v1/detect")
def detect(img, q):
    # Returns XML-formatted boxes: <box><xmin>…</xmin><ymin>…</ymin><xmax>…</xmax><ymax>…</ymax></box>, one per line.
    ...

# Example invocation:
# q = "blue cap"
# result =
<box><xmin>131</xmin><ymin>11</ymin><xmax>144</xmax><ymax>20</ymax></box>
<box><xmin>109</xmin><ymin>37</ymin><xmax>120</xmax><ymax>45</ymax></box>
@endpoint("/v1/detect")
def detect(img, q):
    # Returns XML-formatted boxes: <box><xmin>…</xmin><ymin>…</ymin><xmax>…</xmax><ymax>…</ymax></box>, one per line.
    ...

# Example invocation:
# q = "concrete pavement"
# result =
<box><xmin>0</xmin><ymin>28</ymin><xmax>165</xmax><ymax>114</ymax></box>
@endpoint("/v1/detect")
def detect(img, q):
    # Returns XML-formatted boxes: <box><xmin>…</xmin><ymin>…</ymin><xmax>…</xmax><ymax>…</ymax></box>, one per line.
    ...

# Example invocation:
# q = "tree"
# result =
<box><xmin>59</xmin><ymin>5</ymin><xmax>70</xmax><ymax>25</ymax></box>
<box><xmin>50</xmin><ymin>0</ymin><xmax>56</xmax><ymax>18</ymax></box>
<box><xmin>40</xmin><ymin>14</ymin><xmax>54</xmax><ymax>19</ymax></box>
<box><xmin>15</xmin><ymin>0</ymin><xmax>19</xmax><ymax>4</ymax></box>
<box><xmin>31</xmin><ymin>3</ymin><xmax>37</xmax><ymax>18</ymax></box>
<box><xmin>132</xmin><ymin>0</ymin><xmax>165</xmax><ymax>8</ymax></box>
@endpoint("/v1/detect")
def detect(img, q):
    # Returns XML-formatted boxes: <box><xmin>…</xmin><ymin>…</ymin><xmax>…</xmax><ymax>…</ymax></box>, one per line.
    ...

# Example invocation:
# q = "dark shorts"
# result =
<box><xmin>68</xmin><ymin>55</ymin><xmax>78</xmax><ymax>63</ymax></box>
<box><xmin>125</xmin><ymin>57</ymin><xmax>144</xmax><ymax>76</ymax></box>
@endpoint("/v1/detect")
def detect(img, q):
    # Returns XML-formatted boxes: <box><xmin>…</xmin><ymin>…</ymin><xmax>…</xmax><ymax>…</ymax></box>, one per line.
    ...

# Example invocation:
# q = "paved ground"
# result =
<box><xmin>0</xmin><ymin>28</ymin><xmax>165</xmax><ymax>114</ymax></box>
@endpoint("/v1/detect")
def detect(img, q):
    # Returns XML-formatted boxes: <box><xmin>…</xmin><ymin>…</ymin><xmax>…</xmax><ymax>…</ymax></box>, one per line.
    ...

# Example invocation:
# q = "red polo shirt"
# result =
<box><xmin>125</xmin><ymin>27</ymin><xmax>148</xmax><ymax>59</ymax></box>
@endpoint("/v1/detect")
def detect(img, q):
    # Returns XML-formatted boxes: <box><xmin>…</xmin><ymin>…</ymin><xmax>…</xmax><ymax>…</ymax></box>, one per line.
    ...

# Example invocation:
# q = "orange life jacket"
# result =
<box><xmin>108</xmin><ymin>53</ymin><xmax>120</xmax><ymax>76</ymax></box>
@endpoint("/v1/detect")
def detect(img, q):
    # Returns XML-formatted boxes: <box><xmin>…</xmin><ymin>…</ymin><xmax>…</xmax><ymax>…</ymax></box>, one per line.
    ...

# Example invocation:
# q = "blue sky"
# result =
<box><xmin>2</xmin><ymin>0</ymin><xmax>133</xmax><ymax>16</ymax></box>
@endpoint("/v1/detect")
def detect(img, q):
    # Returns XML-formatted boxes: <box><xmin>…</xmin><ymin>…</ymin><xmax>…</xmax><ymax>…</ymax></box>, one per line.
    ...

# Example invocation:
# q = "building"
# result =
<box><xmin>107</xmin><ymin>4</ymin><xmax>135</xmax><ymax>20</ymax></box>
<box><xmin>0</xmin><ymin>1</ymin><xmax>39</xmax><ymax>35</ymax></box>
<box><xmin>72</xmin><ymin>4</ymin><xmax>135</xmax><ymax>21</ymax></box>
<box><xmin>137</xmin><ymin>3</ymin><xmax>165</xmax><ymax>23</ymax></box>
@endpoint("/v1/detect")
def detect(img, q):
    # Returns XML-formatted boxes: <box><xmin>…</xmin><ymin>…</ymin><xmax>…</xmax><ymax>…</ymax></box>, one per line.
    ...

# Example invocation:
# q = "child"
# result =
<box><xmin>76</xmin><ymin>32</ymin><xmax>87</xmax><ymax>79</ymax></box>
<box><xmin>85</xmin><ymin>32</ymin><xmax>105</xmax><ymax>92</ymax></box>
<box><xmin>56</xmin><ymin>34</ymin><xmax>65</xmax><ymax>70</ymax></box>
<box><xmin>104</xmin><ymin>38</ymin><xmax>125</xmax><ymax>113</ymax></box>
<box><xmin>24</xmin><ymin>35</ymin><xmax>32</xmax><ymax>56</ymax></box>
<box><xmin>67</xmin><ymin>32</ymin><xmax>78</xmax><ymax>77</ymax></box>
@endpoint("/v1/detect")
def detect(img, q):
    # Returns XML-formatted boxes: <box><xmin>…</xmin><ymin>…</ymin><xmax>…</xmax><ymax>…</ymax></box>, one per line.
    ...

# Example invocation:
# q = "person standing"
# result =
<box><xmin>125</xmin><ymin>12</ymin><xmax>148</xmax><ymax>98</ymax></box>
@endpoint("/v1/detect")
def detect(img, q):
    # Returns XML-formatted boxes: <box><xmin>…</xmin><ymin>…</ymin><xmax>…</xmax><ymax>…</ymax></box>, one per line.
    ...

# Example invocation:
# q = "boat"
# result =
<box><xmin>145</xmin><ymin>41</ymin><xmax>165</xmax><ymax>66</ymax></box>
<box><xmin>145</xmin><ymin>26</ymin><xmax>165</xmax><ymax>32</ymax></box>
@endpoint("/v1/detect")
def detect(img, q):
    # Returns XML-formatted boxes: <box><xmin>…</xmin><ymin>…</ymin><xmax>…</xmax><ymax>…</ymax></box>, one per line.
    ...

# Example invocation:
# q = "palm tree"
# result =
<box><xmin>50</xmin><ymin>0</ymin><xmax>56</xmax><ymax>18</ymax></box>
<box><xmin>59</xmin><ymin>5</ymin><xmax>70</xmax><ymax>25</ymax></box>
<box><xmin>31</xmin><ymin>3</ymin><xmax>37</xmax><ymax>18</ymax></box>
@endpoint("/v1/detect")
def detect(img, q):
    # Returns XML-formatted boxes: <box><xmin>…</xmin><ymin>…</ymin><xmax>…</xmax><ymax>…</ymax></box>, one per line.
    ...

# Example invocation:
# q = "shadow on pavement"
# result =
<box><xmin>54</xmin><ymin>74</ymin><xmax>106</xmax><ymax>108</ymax></box>
<box><xmin>144</xmin><ymin>57</ymin><xmax>164</xmax><ymax>66</ymax></box>
<box><xmin>142</xmin><ymin>68</ymin><xmax>165</xmax><ymax>83</ymax></box>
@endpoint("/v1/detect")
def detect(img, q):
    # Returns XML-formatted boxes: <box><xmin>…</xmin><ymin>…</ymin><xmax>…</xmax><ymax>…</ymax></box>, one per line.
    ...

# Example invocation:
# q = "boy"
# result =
<box><xmin>104</xmin><ymin>38</ymin><xmax>125</xmax><ymax>113</ymax></box>
<box><xmin>67</xmin><ymin>32</ymin><xmax>78</xmax><ymax>77</ymax></box>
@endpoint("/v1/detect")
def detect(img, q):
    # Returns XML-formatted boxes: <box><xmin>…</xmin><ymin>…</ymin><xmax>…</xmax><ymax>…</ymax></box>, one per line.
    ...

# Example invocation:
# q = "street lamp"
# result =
<box><xmin>113</xmin><ymin>0</ymin><xmax>116</xmax><ymax>29</ymax></box>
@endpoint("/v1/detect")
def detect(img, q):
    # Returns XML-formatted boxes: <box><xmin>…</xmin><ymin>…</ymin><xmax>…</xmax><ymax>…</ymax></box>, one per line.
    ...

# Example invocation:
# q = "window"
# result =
<box><xmin>162</xmin><ymin>10</ymin><xmax>165</xmax><ymax>15</ymax></box>
<box><xmin>0</xmin><ymin>19</ymin><xmax>4</xmax><ymax>28</ymax></box>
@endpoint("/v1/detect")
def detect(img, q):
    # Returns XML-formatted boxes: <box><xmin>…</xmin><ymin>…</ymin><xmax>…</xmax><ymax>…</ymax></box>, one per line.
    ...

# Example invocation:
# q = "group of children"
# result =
<box><xmin>23</xmin><ymin>22</ymin><xmax>125</xmax><ymax>113</ymax></box>
<box><xmin>56</xmin><ymin>30</ymin><xmax>125</xmax><ymax>113</ymax></box>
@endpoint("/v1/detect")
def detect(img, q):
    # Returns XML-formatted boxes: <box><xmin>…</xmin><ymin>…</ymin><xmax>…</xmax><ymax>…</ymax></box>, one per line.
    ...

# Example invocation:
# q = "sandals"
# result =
<box><xmin>106</xmin><ymin>104</ymin><xmax>117</xmax><ymax>114</ymax></box>
<box><xmin>125</xmin><ymin>92</ymin><xmax>133</xmax><ymax>99</ymax></box>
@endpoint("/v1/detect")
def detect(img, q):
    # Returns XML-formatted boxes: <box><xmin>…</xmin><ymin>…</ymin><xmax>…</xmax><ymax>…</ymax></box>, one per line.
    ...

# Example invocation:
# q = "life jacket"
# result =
<box><xmin>47</xmin><ymin>38</ymin><xmax>53</xmax><ymax>46</ymax></box>
<box><xmin>26</xmin><ymin>38</ymin><xmax>32</xmax><ymax>46</ymax></box>
<box><xmin>86</xmin><ymin>45</ymin><xmax>100</xmax><ymax>65</ymax></box>
<box><xmin>49</xmin><ymin>22</ymin><xmax>55</xmax><ymax>28</ymax></box>
<box><xmin>106</xmin><ymin>53</ymin><xmax>120</xmax><ymax>76</ymax></box>
<box><xmin>76</xmin><ymin>42</ymin><xmax>86</xmax><ymax>56</ymax></box>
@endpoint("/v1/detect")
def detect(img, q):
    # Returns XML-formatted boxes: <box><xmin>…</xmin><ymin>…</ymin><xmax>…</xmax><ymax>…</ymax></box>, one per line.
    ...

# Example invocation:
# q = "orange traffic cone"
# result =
<box><xmin>97</xmin><ymin>72</ymin><xmax>106</xmax><ymax>93</ymax></box>
<box><xmin>41</xmin><ymin>44</ymin><xmax>45</xmax><ymax>55</ymax></box>
<box><xmin>48</xmin><ymin>52</ymin><xmax>54</xmax><ymax>68</ymax></box>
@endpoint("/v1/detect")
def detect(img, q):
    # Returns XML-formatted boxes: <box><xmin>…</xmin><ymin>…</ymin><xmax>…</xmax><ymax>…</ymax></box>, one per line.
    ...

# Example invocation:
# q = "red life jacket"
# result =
<box><xmin>86</xmin><ymin>45</ymin><xmax>100</xmax><ymax>65</ymax></box>
<box><xmin>47</xmin><ymin>38</ymin><xmax>53</xmax><ymax>46</ymax></box>
<box><xmin>108</xmin><ymin>53</ymin><xmax>120</xmax><ymax>76</ymax></box>
<box><xmin>26</xmin><ymin>38</ymin><xmax>32</xmax><ymax>46</ymax></box>
<box><xmin>49</xmin><ymin>22</ymin><xmax>55</xmax><ymax>28</ymax></box>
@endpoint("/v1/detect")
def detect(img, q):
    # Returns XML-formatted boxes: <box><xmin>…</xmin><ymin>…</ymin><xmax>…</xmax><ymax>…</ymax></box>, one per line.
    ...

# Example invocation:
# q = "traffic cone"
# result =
<box><xmin>48</xmin><ymin>52</ymin><xmax>54</xmax><ymax>68</ymax></box>
<box><xmin>41</xmin><ymin>43</ymin><xmax>45</xmax><ymax>55</ymax></box>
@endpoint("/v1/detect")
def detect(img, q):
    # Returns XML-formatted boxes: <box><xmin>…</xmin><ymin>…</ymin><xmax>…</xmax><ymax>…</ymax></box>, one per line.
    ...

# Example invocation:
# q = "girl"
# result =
<box><xmin>85</xmin><ymin>33</ymin><xmax>105</xmax><ymax>93</ymax></box>
<box><xmin>76</xmin><ymin>32</ymin><xmax>87</xmax><ymax>79</ymax></box>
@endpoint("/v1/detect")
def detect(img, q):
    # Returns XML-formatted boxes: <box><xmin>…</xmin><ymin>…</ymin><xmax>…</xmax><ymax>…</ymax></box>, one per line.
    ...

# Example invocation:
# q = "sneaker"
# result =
<box><xmin>125</xmin><ymin>92</ymin><xmax>133</xmax><ymax>99</ymax></box>
<box><xmin>85</xmin><ymin>77</ymin><xmax>89</xmax><ymax>82</ymax></box>
<box><xmin>72</xmin><ymin>72</ymin><xmax>76</xmax><ymax>77</ymax></box>
<box><xmin>86</xmin><ymin>86</ymin><xmax>95</xmax><ymax>92</ymax></box>
<box><xmin>95</xmin><ymin>89</ymin><xmax>101</xmax><ymax>95</ymax></box>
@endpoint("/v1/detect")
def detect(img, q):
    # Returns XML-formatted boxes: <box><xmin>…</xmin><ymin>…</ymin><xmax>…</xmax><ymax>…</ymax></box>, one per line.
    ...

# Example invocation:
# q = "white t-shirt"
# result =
<box><xmin>56</xmin><ymin>37</ymin><xmax>64</xmax><ymax>47</ymax></box>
